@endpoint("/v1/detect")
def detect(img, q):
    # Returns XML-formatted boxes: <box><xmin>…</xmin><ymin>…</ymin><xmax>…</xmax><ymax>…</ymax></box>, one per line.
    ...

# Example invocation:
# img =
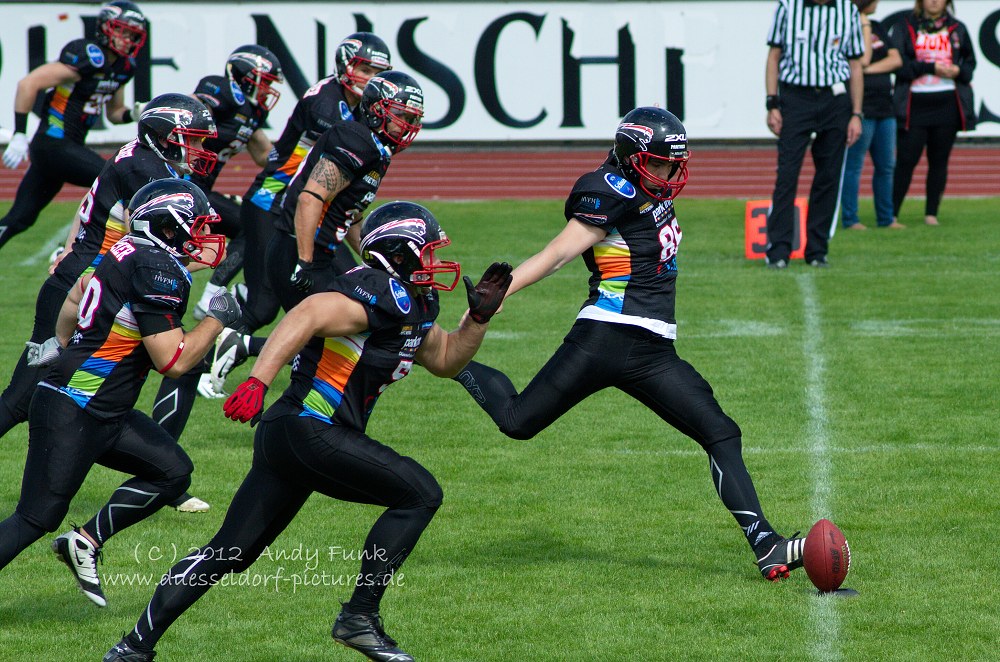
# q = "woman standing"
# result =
<box><xmin>841</xmin><ymin>0</ymin><xmax>902</xmax><ymax>230</ymax></box>
<box><xmin>891</xmin><ymin>0</ymin><xmax>976</xmax><ymax>226</ymax></box>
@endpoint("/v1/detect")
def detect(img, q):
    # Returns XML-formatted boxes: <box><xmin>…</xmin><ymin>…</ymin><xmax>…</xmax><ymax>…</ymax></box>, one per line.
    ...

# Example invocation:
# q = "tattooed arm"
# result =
<box><xmin>294</xmin><ymin>156</ymin><xmax>353</xmax><ymax>262</ymax></box>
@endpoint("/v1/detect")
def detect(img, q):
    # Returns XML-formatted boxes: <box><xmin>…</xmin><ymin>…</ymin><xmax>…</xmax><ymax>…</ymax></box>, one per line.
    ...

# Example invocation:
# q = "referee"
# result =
<box><xmin>764</xmin><ymin>0</ymin><xmax>865</xmax><ymax>268</ymax></box>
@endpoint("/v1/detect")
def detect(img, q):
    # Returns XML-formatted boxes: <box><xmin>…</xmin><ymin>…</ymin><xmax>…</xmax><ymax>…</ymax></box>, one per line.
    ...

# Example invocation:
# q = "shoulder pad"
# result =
<box><xmin>61</xmin><ymin>39</ymin><xmax>105</xmax><ymax>71</ymax></box>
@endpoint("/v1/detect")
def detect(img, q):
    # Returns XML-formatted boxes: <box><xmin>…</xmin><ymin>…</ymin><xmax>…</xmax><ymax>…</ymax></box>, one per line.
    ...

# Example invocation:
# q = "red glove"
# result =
<box><xmin>223</xmin><ymin>377</ymin><xmax>268</xmax><ymax>426</ymax></box>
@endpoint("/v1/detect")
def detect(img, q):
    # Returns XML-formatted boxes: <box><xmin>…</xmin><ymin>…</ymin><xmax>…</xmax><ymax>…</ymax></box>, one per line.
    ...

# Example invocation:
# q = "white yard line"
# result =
<box><xmin>18</xmin><ymin>222</ymin><xmax>72</xmax><ymax>267</ymax></box>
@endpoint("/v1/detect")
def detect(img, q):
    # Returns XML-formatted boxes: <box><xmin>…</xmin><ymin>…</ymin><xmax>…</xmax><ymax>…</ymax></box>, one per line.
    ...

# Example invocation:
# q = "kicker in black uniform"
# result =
<box><xmin>453</xmin><ymin>107</ymin><xmax>808</xmax><ymax>582</ymax></box>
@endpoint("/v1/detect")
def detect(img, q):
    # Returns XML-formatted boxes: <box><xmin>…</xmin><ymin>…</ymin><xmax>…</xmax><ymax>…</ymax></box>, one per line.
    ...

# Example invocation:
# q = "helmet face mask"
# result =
<box><xmin>128</xmin><ymin>179</ymin><xmax>226</xmax><ymax>267</ymax></box>
<box><xmin>138</xmin><ymin>94</ymin><xmax>219</xmax><ymax>176</ymax></box>
<box><xmin>96</xmin><ymin>1</ymin><xmax>148</xmax><ymax>58</ymax></box>
<box><xmin>359</xmin><ymin>72</ymin><xmax>424</xmax><ymax>153</ymax></box>
<box><xmin>360</xmin><ymin>202</ymin><xmax>460</xmax><ymax>291</ymax></box>
<box><xmin>614</xmin><ymin>108</ymin><xmax>690</xmax><ymax>201</ymax></box>
<box><xmin>335</xmin><ymin>32</ymin><xmax>392</xmax><ymax>96</ymax></box>
<box><xmin>226</xmin><ymin>45</ymin><xmax>284</xmax><ymax>111</ymax></box>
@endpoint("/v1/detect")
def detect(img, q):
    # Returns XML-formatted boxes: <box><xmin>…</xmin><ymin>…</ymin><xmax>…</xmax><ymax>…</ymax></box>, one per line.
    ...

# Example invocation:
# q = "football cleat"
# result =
<box><xmin>756</xmin><ymin>532</ymin><xmax>805</xmax><ymax>581</ymax></box>
<box><xmin>230</xmin><ymin>281</ymin><xmax>248</xmax><ymax>308</ymax></box>
<box><xmin>196</xmin><ymin>372</ymin><xmax>227</xmax><ymax>399</ymax></box>
<box><xmin>103</xmin><ymin>636</ymin><xmax>156</xmax><ymax>661</ymax></box>
<box><xmin>52</xmin><ymin>528</ymin><xmax>106</xmax><ymax>607</ymax></box>
<box><xmin>209</xmin><ymin>327</ymin><xmax>249</xmax><ymax>389</ymax></box>
<box><xmin>173</xmin><ymin>494</ymin><xmax>211</xmax><ymax>513</ymax></box>
<box><xmin>332</xmin><ymin>608</ymin><xmax>413</xmax><ymax>662</ymax></box>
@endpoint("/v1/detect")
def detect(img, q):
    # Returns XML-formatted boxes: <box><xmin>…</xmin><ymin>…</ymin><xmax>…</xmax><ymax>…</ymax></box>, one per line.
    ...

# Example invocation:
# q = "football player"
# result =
<box><xmin>207</xmin><ymin>70</ymin><xmax>424</xmax><ymax>394</ymax></box>
<box><xmin>0</xmin><ymin>1</ymin><xmax>148</xmax><ymax>250</ymax></box>
<box><xmin>234</xmin><ymin>32</ymin><xmax>392</xmax><ymax>337</ymax></box>
<box><xmin>0</xmin><ymin>179</ymin><xmax>241</xmax><ymax>609</ymax></box>
<box><xmin>104</xmin><ymin>202</ymin><xmax>512</xmax><ymax>662</ymax></box>
<box><xmin>453</xmin><ymin>107</ymin><xmax>808</xmax><ymax>582</ymax></box>
<box><xmin>0</xmin><ymin>94</ymin><xmax>217</xmax><ymax>444</ymax></box>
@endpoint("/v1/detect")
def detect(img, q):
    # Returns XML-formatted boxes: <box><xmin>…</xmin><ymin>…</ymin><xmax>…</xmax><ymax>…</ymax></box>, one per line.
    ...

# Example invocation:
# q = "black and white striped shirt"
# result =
<box><xmin>767</xmin><ymin>0</ymin><xmax>864</xmax><ymax>87</ymax></box>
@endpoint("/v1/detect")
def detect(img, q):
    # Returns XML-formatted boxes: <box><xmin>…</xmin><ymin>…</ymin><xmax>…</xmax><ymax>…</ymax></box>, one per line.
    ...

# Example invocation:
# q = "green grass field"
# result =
<box><xmin>0</xmin><ymin>197</ymin><xmax>997</xmax><ymax>661</ymax></box>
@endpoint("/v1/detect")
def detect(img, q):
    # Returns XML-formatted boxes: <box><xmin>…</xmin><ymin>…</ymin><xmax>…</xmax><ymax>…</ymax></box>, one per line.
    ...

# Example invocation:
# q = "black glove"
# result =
<box><xmin>465</xmin><ymin>262</ymin><xmax>513</xmax><ymax>324</ymax></box>
<box><xmin>205</xmin><ymin>290</ymin><xmax>242</xmax><ymax>327</ymax></box>
<box><xmin>289</xmin><ymin>259</ymin><xmax>319</xmax><ymax>293</ymax></box>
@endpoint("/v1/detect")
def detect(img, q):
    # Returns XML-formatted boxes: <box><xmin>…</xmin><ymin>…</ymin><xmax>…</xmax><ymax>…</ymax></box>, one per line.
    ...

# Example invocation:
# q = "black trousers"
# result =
<box><xmin>766</xmin><ymin>84</ymin><xmax>851</xmax><ymax>263</ymax></box>
<box><xmin>238</xmin><ymin>202</ymin><xmax>282</xmax><ymax>332</ymax></box>
<box><xmin>129</xmin><ymin>411</ymin><xmax>442</xmax><ymax>648</ymax></box>
<box><xmin>893</xmin><ymin>123</ymin><xmax>958</xmax><ymax>218</ymax></box>
<box><xmin>0</xmin><ymin>135</ymin><xmax>105</xmax><ymax>250</ymax></box>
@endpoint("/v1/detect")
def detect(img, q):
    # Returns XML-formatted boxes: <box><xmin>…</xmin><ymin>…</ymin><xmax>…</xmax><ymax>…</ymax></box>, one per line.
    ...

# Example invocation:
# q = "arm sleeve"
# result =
<box><xmin>955</xmin><ymin>23</ymin><xmax>976</xmax><ymax>84</ymax></box>
<box><xmin>131</xmin><ymin>263</ymin><xmax>188</xmax><ymax>335</ymax></box>
<box><xmin>318</xmin><ymin>123</ymin><xmax>375</xmax><ymax>179</ymax></box>
<box><xmin>59</xmin><ymin>39</ymin><xmax>99</xmax><ymax>75</ymax></box>
<box><xmin>891</xmin><ymin>23</ymin><xmax>935</xmax><ymax>82</ymax></box>
<box><xmin>331</xmin><ymin>269</ymin><xmax>407</xmax><ymax>331</ymax></box>
<box><xmin>766</xmin><ymin>1</ymin><xmax>787</xmax><ymax>48</ymax></box>
<box><xmin>843</xmin><ymin>7</ymin><xmax>865</xmax><ymax>59</ymax></box>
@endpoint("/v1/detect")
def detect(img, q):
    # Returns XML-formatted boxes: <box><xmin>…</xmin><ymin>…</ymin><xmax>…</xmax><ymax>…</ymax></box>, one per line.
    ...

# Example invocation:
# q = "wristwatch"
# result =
<box><xmin>852</xmin><ymin>112</ymin><xmax>864</xmax><ymax>120</ymax></box>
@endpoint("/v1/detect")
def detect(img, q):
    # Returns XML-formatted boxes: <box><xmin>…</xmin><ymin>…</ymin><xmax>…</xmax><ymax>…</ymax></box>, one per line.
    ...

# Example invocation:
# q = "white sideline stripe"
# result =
<box><xmin>798</xmin><ymin>273</ymin><xmax>839</xmax><ymax>662</ymax></box>
<box><xmin>19</xmin><ymin>222</ymin><xmax>72</xmax><ymax>267</ymax></box>
<box><xmin>608</xmin><ymin>443</ymin><xmax>998</xmax><ymax>458</ymax></box>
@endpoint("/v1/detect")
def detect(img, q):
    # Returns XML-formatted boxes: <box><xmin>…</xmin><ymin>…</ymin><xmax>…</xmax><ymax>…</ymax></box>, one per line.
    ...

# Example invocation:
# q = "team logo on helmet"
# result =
<box><xmin>132</xmin><ymin>191</ymin><xmax>197</xmax><ymax>225</ymax></box>
<box><xmin>360</xmin><ymin>218</ymin><xmax>428</xmax><ymax>250</ymax></box>
<box><xmin>141</xmin><ymin>105</ymin><xmax>196</xmax><ymax>128</ymax></box>
<box><xmin>617</xmin><ymin>123</ymin><xmax>654</xmax><ymax>150</ymax></box>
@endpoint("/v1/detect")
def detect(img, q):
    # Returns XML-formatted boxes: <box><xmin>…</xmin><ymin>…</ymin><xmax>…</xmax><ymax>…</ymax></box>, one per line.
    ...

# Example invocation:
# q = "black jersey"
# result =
<box><xmin>273</xmin><ymin>119</ymin><xmax>391</xmax><ymax>253</ymax></box>
<box><xmin>44</xmin><ymin>237</ymin><xmax>190</xmax><ymax>421</ymax></box>
<box><xmin>246</xmin><ymin>76</ymin><xmax>354</xmax><ymax>213</ymax></box>
<box><xmin>564</xmin><ymin>153</ymin><xmax>682</xmax><ymax>339</ymax></box>
<box><xmin>75</xmin><ymin>140</ymin><xmax>182</xmax><ymax>270</ymax></box>
<box><xmin>191</xmin><ymin>74</ymin><xmax>270</xmax><ymax>191</ymax></box>
<box><xmin>268</xmin><ymin>266</ymin><xmax>439</xmax><ymax>431</ymax></box>
<box><xmin>37</xmin><ymin>39</ymin><xmax>137</xmax><ymax>144</ymax></box>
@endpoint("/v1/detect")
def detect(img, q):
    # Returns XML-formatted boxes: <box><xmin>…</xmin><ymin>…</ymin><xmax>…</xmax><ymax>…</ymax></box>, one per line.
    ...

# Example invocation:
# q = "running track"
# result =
<box><xmin>2</xmin><ymin>144</ymin><xmax>997</xmax><ymax>201</ymax></box>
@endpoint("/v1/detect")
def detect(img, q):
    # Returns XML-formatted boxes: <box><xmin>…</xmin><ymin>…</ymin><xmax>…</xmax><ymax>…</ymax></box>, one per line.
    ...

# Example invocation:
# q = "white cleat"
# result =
<box><xmin>174</xmin><ymin>495</ymin><xmax>211</xmax><ymax>513</ymax></box>
<box><xmin>52</xmin><ymin>529</ymin><xmax>106</xmax><ymax>607</ymax></box>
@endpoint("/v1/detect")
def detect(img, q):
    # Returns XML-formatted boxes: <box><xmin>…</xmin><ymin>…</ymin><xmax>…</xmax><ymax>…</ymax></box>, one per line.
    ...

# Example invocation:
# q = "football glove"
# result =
<box><xmin>205</xmin><ymin>290</ymin><xmax>242</xmax><ymax>328</ymax></box>
<box><xmin>3</xmin><ymin>133</ymin><xmax>29</xmax><ymax>169</ymax></box>
<box><xmin>25</xmin><ymin>337</ymin><xmax>62</xmax><ymax>367</ymax></box>
<box><xmin>289</xmin><ymin>258</ymin><xmax>320</xmax><ymax>293</ymax></box>
<box><xmin>465</xmin><ymin>262</ymin><xmax>513</xmax><ymax>324</ymax></box>
<box><xmin>222</xmin><ymin>377</ymin><xmax>268</xmax><ymax>426</ymax></box>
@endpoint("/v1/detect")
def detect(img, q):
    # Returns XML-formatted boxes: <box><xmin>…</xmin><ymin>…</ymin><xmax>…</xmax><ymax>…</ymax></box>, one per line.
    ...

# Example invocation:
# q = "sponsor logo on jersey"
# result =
<box><xmin>363</xmin><ymin>171</ymin><xmax>381</xmax><ymax>187</ymax></box>
<box><xmin>86</xmin><ymin>44</ymin><xmax>105</xmax><ymax>68</ymax></box>
<box><xmin>576</xmin><ymin>212</ymin><xmax>608</xmax><ymax>224</ymax></box>
<box><xmin>420</xmin><ymin>321</ymin><xmax>434</xmax><ymax>330</ymax></box>
<box><xmin>152</xmin><ymin>272</ymin><xmax>180</xmax><ymax>292</ymax></box>
<box><xmin>389</xmin><ymin>279</ymin><xmax>411</xmax><ymax>313</ymax></box>
<box><xmin>110</xmin><ymin>239</ymin><xmax>135</xmax><ymax>261</ymax></box>
<box><xmin>230</xmin><ymin>80</ymin><xmax>246</xmax><ymax>105</ymax></box>
<box><xmin>353</xmin><ymin>285</ymin><xmax>375</xmax><ymax>302</ymax></box>
<box><xmin>580</xmin><ymin>195</ymin><xmax>601</xmax><ymax>210</ymax></box>
<box><xmin>638</xmin><ymin>202</ymin><xmax>654</xmax><ymax>214</ymax></box>
<box><xmin>604</xmin><ymin>173</ymin><xmax>636</xmax><ymax>198</ymax></box>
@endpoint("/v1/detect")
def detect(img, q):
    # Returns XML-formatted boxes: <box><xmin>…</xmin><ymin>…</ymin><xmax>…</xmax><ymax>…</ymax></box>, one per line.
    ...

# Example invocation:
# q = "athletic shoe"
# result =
<box><xmin>52</xmin><ymin>528</ymin><xmax>106</xmax><ymax>607</ymax></box>
<box><xmin>196</xmin><ymin>372</ymin><xmax>227</xmax><ymax>399</ymax></box>
<box><xmin>766</xmin><ymin>258</ymin><xmax>788</xmax><ymax>270</ymax></box>
<box><xmin>808</xmin><ymin>257</ymin><xmax>829</xmax><ymax>268</ymax></box>
<box><xmin>209</xmin><ymin>327</ymin><xmax>248</xmax><ymax>388</ymax></box>
<box><xmin>230</xmin><ymin>282</ymin><xmax>248</xmax><ymax>308</ymax></box>
<box><xmin>332</xmin><ymin>608</ymin><xmax>413</xmax><ymax>662</ymax></box>
<box><xmin>103</xmin><ymin>636</ymin><xmax>156</xmax><ymax>661</ymax></box>
<box><xmin>173</xmin><ymin>495</ymin><xmax>211</xmax><ymax>513</ymax></box>
<box><xmin>756</xmin><ymin>533</ymin><xmax>805</xmax><ymax>581</ymax></box>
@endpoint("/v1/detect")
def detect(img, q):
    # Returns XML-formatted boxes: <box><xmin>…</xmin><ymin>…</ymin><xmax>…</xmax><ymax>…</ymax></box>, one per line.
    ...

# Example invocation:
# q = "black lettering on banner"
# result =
<box><xmin>475</xmin><ymin>12</ymin><xmax>547</xmax><ymax>128</ymax></box>
<box><xmin>28</xmin><ymin>25</ymin><xmax>47</xmax><ymax>118</ymax></box>
<box><xmin>977</xmin><ymin>9</ymin><xmax>1000</xmax><ymax>124</ymax></box>
<box><xmin>560</xmin><ymin>19</ymin><xmax>635</xmax><ymax>127</ymax></box>
<box><xmin>398</xmin><ymin>17</ymin><xmax>465</xmax><ymax>129</ymax></box>
<box><xmin>253</xmin><ymin>14</ymin><xmax>318</xmax><ymax>98</ymax></box>
<box><xmin>665</xmin><ymin>47</ymin><xmax>685</xmax><ymax>120</ymax></box>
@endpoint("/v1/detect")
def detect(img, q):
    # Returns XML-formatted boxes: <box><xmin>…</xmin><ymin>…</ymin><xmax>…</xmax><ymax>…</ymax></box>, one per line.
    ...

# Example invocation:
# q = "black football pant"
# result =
<box><xmin>265</xmin><ymin>230</ymin><xmax>356</xmax><ymax>316</ymax></box>
<box><xmin>205</xmin><ymin>191</ymin><xmax>245</xmax><ymax>289</ymax></box>
<box><xmin>237</xmin><ymin>202</ymin><xmax>281</xmax><ymax>333</ymax></box>
<box><xmin>893</xmin><ymin>122</ymin><xmax>958</xmax><ymax>218</ymax></box>
<box><xmin>766</xmin><ymin>84</ymin><xmax>851</xmax><ymax>264</ymax></box>
<box><xmin>0</xmin><ymin>387</ymin><xmax>192</xmax><ymax>570</ymax></box>
<box><xmin>454</xmin><ymin>319</ymin><xmax>780</xmax><ymax>553</ymax></box>
<box><xmin>0</xmin><ymin>248</ymin><xmax>95</xmax><ymax>438</ymax></box>
<box><xmin>0</xmin><ymin>135</ymin><xmax>104</xmax><ymax>250</ymax></box>
<box><xmin>127</xmin><ymin>411</ymin><xmax>441</xmax><ymax>650</ymax></box>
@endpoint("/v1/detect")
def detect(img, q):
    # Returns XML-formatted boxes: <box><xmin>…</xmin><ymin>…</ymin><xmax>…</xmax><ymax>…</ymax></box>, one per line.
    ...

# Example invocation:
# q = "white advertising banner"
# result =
<box><xmin>1</xmin><ymin>1</ymin><xmax>997</xmax><ymax>143</ymax></box>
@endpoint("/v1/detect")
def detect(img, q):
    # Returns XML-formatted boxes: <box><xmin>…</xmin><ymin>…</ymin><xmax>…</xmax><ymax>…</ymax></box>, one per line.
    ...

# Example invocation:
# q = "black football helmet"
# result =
<box><xmin>612</xmin><ymin>107</ymin><xmax>690</xmax><ymax>201</ymax></box>
<box><xmin>138</xmin><ymin>93</ymin><xmax>219</xmax><ymax>176</ymax></box>
<box><xmin>128</xmin><ymin>179</ymin><xmax>225</xmax><ymax>267</ymax></box>
<box><xmin>94</xmin><ymin>1</ymin><xmax>148</xmax><ymax>59</ymax></box>
<box><xmin>359</xmin><ymin>201</ymin><xmax>460</xmax><ymax>291</ymax></box>
<box><xmin>226</xmin><ymin>44</ymin><xmax>284</xmax><ymax>111</ymax></box>
<box><xmin>334</xmin><ymin>32</ymin><xmax>392</xmax><ymax>96</ymax></box>
<box><xmin>358</xmin><ymin>71</ymin><xmax>424</xmax><ymax>153</ymax></box>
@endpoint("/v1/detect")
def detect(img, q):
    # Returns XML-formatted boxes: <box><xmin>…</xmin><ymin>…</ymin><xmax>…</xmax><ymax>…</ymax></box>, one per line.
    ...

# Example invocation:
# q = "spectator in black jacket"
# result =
<box><xmin>891</xmin><ymin>0</ymin><xmax>976</xmax><ymax>226</ymax></box>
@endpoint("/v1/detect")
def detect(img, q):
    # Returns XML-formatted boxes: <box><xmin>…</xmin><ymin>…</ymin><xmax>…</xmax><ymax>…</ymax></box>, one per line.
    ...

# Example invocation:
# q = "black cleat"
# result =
<box><xmin>52</xmin><ymin>528</ymin><xmax>106</xmax><ymax>606</ymax></box>
<box><xmin>756</xmin><ymin>533</ymin><xmax>805</xmax><ymax>581</ymax></box>
<box><xmin>332</xmin><ymin>608</ymin><xmax>414</xmax><ymax>661</ymax></box>
<box><xmin>103</xmin><ymin>636</ymin><xmax>156</xmax><ymax>661</ymax></box>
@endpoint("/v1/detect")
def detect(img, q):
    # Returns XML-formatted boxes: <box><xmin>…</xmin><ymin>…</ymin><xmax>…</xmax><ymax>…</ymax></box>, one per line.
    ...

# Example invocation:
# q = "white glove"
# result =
<box><xmin>25</xmin><ymin>337</ymin><xmax>62</xmax><ymax>367</ymax></box>
<box><xmin>3</xmin><ymin>133</ymin><xmax>29</xmax><ymax>169</ymax></box>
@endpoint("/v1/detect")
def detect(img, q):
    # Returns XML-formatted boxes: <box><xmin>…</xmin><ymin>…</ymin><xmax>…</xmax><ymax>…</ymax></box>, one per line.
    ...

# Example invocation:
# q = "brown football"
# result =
<box><xmin>803</xmin><ymin>518</ymin><xmax>851</xmax><ymax>592</ymax></box>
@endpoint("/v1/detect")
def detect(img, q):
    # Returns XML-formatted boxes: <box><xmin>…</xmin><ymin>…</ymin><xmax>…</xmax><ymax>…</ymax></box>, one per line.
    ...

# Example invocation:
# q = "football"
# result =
<box><xmin>803</xmin><ymin>518</ymin><xmax>851</xmax><ymax>592</ymax></box>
